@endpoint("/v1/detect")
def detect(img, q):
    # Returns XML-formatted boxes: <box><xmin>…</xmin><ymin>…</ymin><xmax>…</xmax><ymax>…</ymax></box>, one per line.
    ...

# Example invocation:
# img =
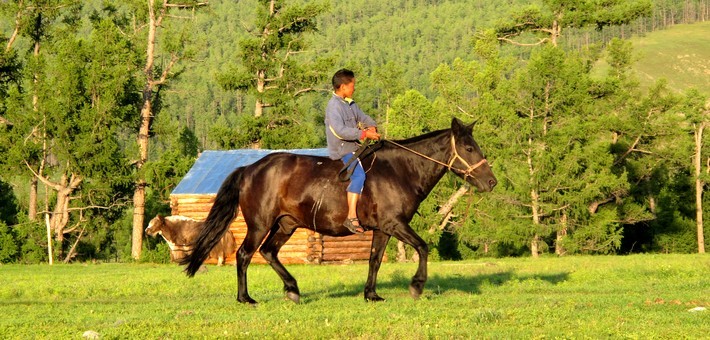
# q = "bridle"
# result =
<box><xmin>386</xmin><ymin>134</ymin><xmax>488</xmax><ymax>179</ymax></box>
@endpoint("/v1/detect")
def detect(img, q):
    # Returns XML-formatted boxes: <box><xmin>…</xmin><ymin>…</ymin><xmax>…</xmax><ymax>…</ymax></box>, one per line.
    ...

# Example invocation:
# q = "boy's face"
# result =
<box><xmin>340</xmin><ymin>78</ymin><xmax>356</xmax><ymax>98</ymax></box>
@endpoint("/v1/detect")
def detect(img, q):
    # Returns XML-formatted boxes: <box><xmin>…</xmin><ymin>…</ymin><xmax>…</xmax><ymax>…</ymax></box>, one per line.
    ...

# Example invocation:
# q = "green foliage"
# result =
<box><xmin>0</xmin><ymin>178</ymin><xmax>20</xmax><ymax>263</ymax></box>
<box><xmin>11</xmin><ymin>217</ymin><xmax>48</xmax><ymax>264</ymax></box>
<box><xmin>139</xmin><ymin>241</ymin><xmax>171</xmax><ymax>264</ymax></box>
<box><xmin>561</xmin><ymin>208</ymin><xmax>623</xmax><ymax>254</ymax></box>
<box><xmin>494</xmin><ymin>0</ymin><xmax>652</xmax><ymax>42</ymax></box>
<box><xmin>0</xmin><ymin>178</ymin><xmax>19</xmax><ymax>225</ymax></box>
<box><xmin>385</xmin><ymin>90</ymin><xmax>442</xmax><ymax>139</ymax></box>
<box><xmin>0</xmin><ymin>221</ymin><xmax>18</xmax><ymax>263</ymax></box>
<box><xmin>1</xmin><ymin>0</ymin><xmax>708</xmax><ymax>262</ymax></box>
<box><xmin>0</xmin><ymin>48</ymin><xmax>21</xmax><ymax>115</ymax></box>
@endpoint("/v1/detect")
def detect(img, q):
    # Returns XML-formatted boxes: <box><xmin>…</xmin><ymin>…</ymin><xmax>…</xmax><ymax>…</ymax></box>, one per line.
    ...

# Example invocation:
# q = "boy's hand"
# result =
<box><xmin>363</xmin><ymin>127</ymin><xmax>380</xmax><ymax>140</ymax></box>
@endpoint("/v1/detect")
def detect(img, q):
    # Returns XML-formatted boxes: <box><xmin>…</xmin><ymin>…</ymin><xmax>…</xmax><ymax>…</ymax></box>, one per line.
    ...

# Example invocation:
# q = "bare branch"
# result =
<box><xmin>293</xmin><ymin>87</ymin><xmax>313</xmax><ymax>97</ymax></box>
<box><xmin>150</xmin><ymin>53</ymin><xmax>180</xmax><ymax>87</ymax></box>
<box><xmin>165</xmin><ymin>1</ymin><xmax>209</xmax><ymax>8</ymax></box>
<box><xmin>428</xmin><ymin>185</ymin><xmax>469</xmax><ymax>233</ymax></box>
<box><xmin>456</xmin><ymin>106</ymin><xmax>474</xmax><ymax>118</ymax></box>
<box><xmin>0</xmin><ymin>116</ymin><xmax>13</xmax><ymax>126</ymax></box>
<box><xmin>589</xmin><ymin>196</ymin><xmax>615</xmax><ymax>214</ymax></box>
<box><xmin>5</xmin><ymin>1</ymin><xmax>23</xmax><ymax>52</ymax></box>
<box><xmin>165</xmin><ymin>14</ymin><xmax>195</xmax><ymax>20</ymax></box>
<box><xmin>24</xmin><ymin>160</ymin><xmax>61</xmax><ymax>191</ymax></box>
<box><xmin>497</xmin><ymin>36</ymin><xmax>549</xmax><ymax>47</ymax></box>
<box><xmin>63</xmin><ymin>223</ymin><xmax>87</xmax><ymax>263</ymax></box>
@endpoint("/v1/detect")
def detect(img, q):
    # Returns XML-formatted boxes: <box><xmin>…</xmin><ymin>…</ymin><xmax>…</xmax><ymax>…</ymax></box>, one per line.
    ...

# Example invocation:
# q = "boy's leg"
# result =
<box><xmin>342</xmin><ymin>153</ymin><xmax>366</xmax><ymax>233</ymax></box>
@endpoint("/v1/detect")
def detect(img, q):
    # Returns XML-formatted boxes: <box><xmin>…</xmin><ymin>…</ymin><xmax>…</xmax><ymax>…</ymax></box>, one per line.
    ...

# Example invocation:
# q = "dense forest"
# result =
<box><xmin>0</xmin><ymin>0</ymin><xmax>708</xmax><ymax>264</ymax></box>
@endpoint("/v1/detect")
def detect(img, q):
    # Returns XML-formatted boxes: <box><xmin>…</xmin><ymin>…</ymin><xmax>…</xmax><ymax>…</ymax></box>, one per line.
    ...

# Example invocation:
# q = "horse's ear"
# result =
<box><xmin>452</xmin><ymin>117</ymin><xmax>475</xmax><ymax>135</ymax></box>
<box><xmin>451</xmin><ymin>117</ymin><xmax>464</xmax><ymax>134</ymax></box>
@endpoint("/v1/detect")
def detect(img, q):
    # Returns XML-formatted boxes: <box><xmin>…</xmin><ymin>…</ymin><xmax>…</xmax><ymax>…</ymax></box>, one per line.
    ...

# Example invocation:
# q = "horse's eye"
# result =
<box><xmin>465</xmin><ymin>147</ymin><xmax>473</xmax><ymax>152</ymax></box>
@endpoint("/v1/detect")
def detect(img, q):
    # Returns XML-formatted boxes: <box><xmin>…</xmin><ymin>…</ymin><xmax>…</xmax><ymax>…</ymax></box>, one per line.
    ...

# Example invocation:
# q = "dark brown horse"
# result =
<box><xmin>181</xmin><ymin>118</ymin><xmax>497</xmax><ymax>304</ymax></box>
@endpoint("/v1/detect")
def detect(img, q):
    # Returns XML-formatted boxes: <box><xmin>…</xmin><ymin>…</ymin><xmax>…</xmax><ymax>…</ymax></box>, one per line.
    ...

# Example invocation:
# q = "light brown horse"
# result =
<box><xmin>146</xmin><ymin>214</ymin><xmax>236</xmax><ymax>265</ymax></box>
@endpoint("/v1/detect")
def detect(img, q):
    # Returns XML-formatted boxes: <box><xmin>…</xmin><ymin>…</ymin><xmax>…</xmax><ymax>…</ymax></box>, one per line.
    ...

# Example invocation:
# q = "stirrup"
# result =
<box><xmin>343</xmin><ymin>218</ymin><xmax>365</xmax><ymax>234</ymax></box>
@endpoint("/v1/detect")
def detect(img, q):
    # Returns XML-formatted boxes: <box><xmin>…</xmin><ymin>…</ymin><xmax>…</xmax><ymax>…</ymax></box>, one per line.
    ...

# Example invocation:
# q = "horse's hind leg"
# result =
<box><xmin>259</xmin><ymin>225</ymin><xmax>300</xmax><ymax>303</ymax></box>
<box><xmin>236</xmin><ymin>226</ymin><xmax>270</xmax><ymax>305</ymax></box>
<box><xmin>392</xmin><ymin>224</ymin><xmax>429</xmax><ymax>300</ymax></box>
<box><xmin>364</xmin><ymin>230</ymin><xmax>391</xmax><ymax>302</ymax></box>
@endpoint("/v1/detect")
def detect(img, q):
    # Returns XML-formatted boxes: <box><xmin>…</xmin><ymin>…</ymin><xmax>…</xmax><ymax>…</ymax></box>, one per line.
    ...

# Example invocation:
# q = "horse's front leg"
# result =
<box><xmin>364</xmin><ymin>230</ymin><xmax>390</xmax><ymax>302</ymax></box>
<box><xmin>392</xmin><ymin>225</ymin><xmax>429</xmax><ymax>299</ymax></box>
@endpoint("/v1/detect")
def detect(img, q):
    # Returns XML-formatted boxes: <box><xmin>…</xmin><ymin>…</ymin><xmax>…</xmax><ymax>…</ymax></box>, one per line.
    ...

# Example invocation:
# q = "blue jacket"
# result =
<box><xmin>324</xmin><ymin>93</ymin><xmax>377</xmax><ymax>160</ymax></box>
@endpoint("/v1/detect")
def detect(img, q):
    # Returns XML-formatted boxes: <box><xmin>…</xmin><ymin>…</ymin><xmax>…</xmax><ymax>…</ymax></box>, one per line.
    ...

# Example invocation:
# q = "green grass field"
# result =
<box><xmin>595</xmin><ymin>21</ymin><xmax>710</xmax><ymax>95</ymax></box>
<box><xmin>1</xmin><ymin>255</ymin><xmax>708</xmax><ymax>338</ymax></box>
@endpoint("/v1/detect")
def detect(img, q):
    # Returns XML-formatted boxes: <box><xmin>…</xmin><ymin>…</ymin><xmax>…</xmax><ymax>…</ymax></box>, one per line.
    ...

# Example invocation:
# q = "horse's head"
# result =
<box><xmin>145</xmin><ymin>214</ymin><xmax>165</xmax><ymax>236</ymax></box>
<box><xmin>449</xmin><ymin>118</ymin><xmax>497</xmax><ymax>192</ymax></box>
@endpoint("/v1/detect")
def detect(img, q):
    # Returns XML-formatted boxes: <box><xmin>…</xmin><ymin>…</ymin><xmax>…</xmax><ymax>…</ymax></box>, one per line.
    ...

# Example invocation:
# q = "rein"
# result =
<box><xmin>386</xmin><ymin>135</ymin><xmax>488</xmax><ymax>179</ymax></box>
<box><xmin>338</xmin><ymin>140</ymin><xmax>382</xmax><ymax>181</ymax></box>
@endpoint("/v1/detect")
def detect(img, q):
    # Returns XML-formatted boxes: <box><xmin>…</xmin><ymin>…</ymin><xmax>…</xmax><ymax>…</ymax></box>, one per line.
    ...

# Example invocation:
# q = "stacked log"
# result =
<box><xmin>306</xmin><ymin>233</ymin><xmax>324</xmax><ymax>263</ymax></box>
<box><xmin>321</xmin><ymin>232</ymin><xmax>373</xmax><ymax>262</ymax></box>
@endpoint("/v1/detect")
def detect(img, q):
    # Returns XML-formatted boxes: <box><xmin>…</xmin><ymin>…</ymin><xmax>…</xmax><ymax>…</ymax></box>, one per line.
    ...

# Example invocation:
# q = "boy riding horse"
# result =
<box><xmin>324</xmin><ymin>69</ymin><xmax>381</xmax><ymax>233</ymax></box>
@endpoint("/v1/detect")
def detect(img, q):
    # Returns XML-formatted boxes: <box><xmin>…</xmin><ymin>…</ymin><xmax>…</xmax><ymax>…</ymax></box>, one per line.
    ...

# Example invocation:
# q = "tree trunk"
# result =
<box><xmin>132</xmin><ymin>0</ymin><xmax>159</xmax><ymax>260</ymax></box>
<box><xmin>528</xmin><ymin>118</ymin><xmax>542</xmax><ymax>258</ymax></box>
<box><xmin>255</xmin><ymin>70</ymin><xmax>265</xmax><ymax>118</ymax></box>
<box><xmin>556</xmin><ymin>212</ymin><xmax>568</xmax><ymax>256</ymax></box>
<box><xmin>527</xmin><ymin>96</ymin><xmax>546</xmax><ymax>258</ymax></box>
<box><xmin>28</xmin><ymin>35</ymin><xmax>42</xmax><ymax>222</ymax></box>
<box><xmin>130</xmin><ymin>1</ymin><xmax>204</xmax><ymax>259</ymax></box>
<box><xmin>530</xmin><ymin>191</ymin><xmax>541</xmax><ymax>259</ymax></box>
<box><xmin>45</xmin><ymin>214</ymin><xmax>53</xmax><ymax>265</ymax></box>
<box><xmin>694</xmin><ymin>123</ymin><xmax>706</xmax><ymax>254</ymax></box>
<box><xmin>396</xmin><ymin>241</ymin><xmax>407</xmax><ymax>262</ymax></box>
<box><xmin>50</xmin><ymin>174</ymin><xmax>82</xmax><ymax>257</ymax></box>
<box><xmin>531</xmin><ymin>235</ymin><xmax>541</xmax><ymax>258</ymax></box>
<box><xmin>29</xmin><ymin>178</ymin><xmax>38</xmax><ymax>221</ymax></box>
<box><xmin>133</xmin><ymin>88</ymin><xmax>153</xmax><ymax>259</ymax></box>
<box><xmin>132</xmin><ymin>182</ymin><xmax>147</xmax><ymax>259</ymax></box>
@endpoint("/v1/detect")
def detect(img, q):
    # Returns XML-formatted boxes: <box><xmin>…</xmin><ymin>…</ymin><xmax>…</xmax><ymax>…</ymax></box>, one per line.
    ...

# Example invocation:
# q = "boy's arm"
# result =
<box><xmin>326</xmin><ymin>104</ymin><xmax>366</xmax><ymax>141</ymax></box>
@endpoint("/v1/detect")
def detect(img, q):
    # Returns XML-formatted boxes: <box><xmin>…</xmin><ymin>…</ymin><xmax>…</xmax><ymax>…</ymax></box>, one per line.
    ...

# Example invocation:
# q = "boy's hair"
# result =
<box><xmin>332</xmin><ymin>69</ymin><xmax>355</xmax><ymax>90</ymax></box>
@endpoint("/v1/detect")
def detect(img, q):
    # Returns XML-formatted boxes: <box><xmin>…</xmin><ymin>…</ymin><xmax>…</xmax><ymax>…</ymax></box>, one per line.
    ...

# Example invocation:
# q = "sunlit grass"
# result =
<box><xmin>1</xmin><ymin>255</ymin><xmax>708</xmax><ymax>338</ymax></box>
<box><xmin>593</xmin><ymin>21</ymin><xmax>710</xmax><ymax>95</ymax></box>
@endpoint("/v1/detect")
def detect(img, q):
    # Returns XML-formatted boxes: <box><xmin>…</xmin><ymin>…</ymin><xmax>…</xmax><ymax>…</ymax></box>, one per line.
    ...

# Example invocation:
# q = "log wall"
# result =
<box><xmin>169</xmin><ymin>194</ymin><xmax>377</xmax><ymax>265</ymax></box>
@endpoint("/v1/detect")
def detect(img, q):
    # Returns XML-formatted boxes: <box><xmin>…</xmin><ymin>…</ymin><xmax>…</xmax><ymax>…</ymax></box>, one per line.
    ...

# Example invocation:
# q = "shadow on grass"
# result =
<box><xmin>308</xmin><ymin>269</ymin><xmax>570</xmax><ymax>302</ymax></box>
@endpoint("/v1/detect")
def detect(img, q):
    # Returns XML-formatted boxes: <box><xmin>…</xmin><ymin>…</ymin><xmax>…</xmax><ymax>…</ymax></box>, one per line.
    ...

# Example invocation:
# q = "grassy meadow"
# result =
<box><xmin>594</xmin><ymin>21</ymin><xmax>710</xmax><ymax>94</ymax></box>
<box><xmin>1</xmin><ymin>255</ymin><xmax>708</xmax><ymax>338</ymax></box>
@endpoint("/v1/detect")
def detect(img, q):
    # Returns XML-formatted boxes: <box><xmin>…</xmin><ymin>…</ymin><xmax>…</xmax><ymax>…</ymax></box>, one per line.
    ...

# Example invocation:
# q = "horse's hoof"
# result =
<box><xmin>286</xmin><ymin>291</ymin><xmax>300</xmax><ymax>304</ymax></box>
<box><xmin>365</xmin><ymin>294</ymin><xmax>386</xmax><ymax>302</ymax></box>
<box><xmin>409</xmin><ymin>285</ymin><xmax>422</xmax><ymax>300</ymax></box>
<box><xmin>238</xmin><ymin>296</ymin><xmax>258</xmax><ymax>305</ymax></box>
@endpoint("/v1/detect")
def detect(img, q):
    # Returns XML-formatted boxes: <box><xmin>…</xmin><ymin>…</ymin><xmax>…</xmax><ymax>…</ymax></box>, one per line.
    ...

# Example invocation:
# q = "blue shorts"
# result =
<box><xmin>341</xmin><ymin>153</ymin><xmax>365</xmax><ymax>194</ymax></box>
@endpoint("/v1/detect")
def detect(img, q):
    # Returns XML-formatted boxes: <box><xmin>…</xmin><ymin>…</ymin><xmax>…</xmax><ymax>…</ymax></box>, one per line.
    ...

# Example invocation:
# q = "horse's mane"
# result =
<box><xmin>386</xmin><ymin>128</ymin><xmax>450</xmax><ymax>146</ymax></box>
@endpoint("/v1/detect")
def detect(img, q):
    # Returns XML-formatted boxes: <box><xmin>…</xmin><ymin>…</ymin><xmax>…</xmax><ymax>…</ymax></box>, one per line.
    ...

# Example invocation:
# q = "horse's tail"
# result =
<box><xmin>180</xmin><ymin>167</ymin><xmax>245</xmax><ymax>277</ymax></box>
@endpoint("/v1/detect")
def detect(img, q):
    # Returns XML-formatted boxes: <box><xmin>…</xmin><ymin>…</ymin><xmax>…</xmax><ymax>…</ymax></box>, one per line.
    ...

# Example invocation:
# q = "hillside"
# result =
<box><xmin>595</xmin><ymin>21</ymin><xmax>710</xmax><ymax>94</ymax></box>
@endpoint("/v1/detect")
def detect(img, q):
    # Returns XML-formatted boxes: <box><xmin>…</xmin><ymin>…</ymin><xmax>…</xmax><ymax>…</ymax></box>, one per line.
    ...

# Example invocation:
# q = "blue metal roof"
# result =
<box><xmin>171</xmin><ymin>149</ymin><xmax>329</xmax><ymax>195</ymax></box>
